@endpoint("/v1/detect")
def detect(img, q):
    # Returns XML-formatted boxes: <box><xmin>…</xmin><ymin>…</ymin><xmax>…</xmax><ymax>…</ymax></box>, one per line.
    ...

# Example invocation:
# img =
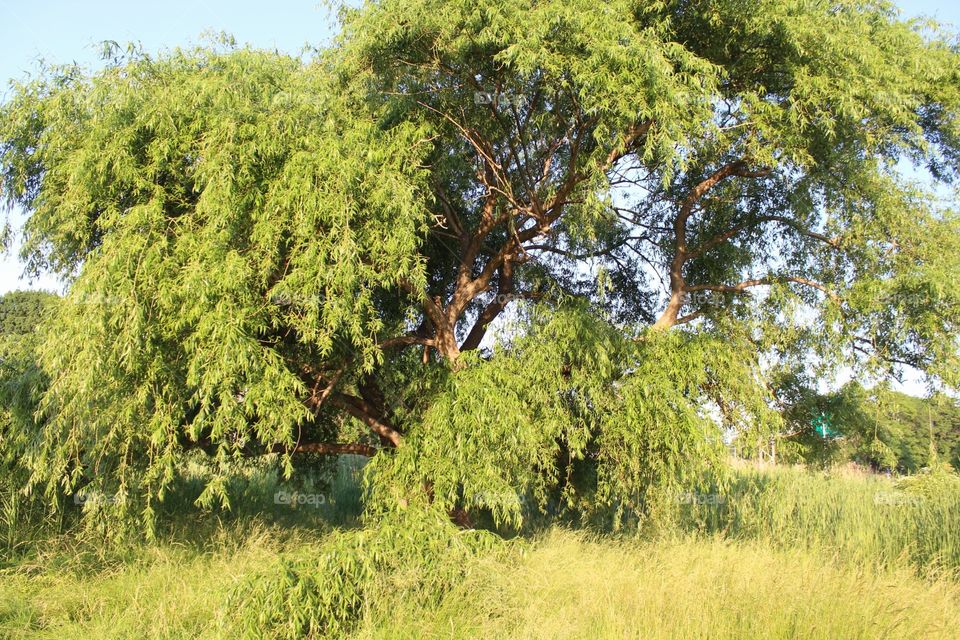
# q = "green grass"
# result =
<box><xmin>357</xmin><ymin>530</ymin><xmax>960</xmax><ymax>640</ymax></box>
<box><xmin>3</xmin><ymin>527</ymin><xmax>958</xmax><ymax>639</ymax></box>
<box><xmin>2</xmin><ymin>462</ymin><xmax>960</xmax><ymax>639</ymax></box>
<box><xmin>0</xmin><ymin>523</ymin><xmax>318</xmax><ymax>639</ymax></box>
<box><xmin>669</xmin><ymin>463</ymin><xmax>960</xmax><ymax>575</ymax></box>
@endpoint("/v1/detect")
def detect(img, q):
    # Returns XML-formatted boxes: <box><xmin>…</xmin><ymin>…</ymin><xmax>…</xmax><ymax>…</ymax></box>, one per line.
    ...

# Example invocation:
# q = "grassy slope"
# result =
<box><xmin>2</xmin><ymin>464</ymin><xmax>960</xmax><ymax>639</ymax></box>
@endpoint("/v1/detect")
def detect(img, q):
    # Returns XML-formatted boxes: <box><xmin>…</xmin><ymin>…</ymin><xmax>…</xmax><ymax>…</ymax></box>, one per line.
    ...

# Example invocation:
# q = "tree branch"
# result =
<box><xmin>328</xmin><ymin>393</ymin><xmax>403</xmax><ymax>448</ymax></box>
<box><xmin>272</xmin><ymin>442</ymin><xmax>378</xmax><ymax>457</ymax></box>
<box><xmin>603</xmin><ymin>119</ymin><xmax>654</xmax><ymax>169</ymax></box>
<box><xmin>378</xmin><ymin>335</ymin><xmax>437</xmax><ymax>350</ymax></box>
<box><xmin>654</xmin><ymin>159</ymin><xmax>771</xmax><ymax>329</ymax></box>
<box><xmin>687</xmin><ymin>215</ymin><xmax>841</xmax><ymax>259</ymax></box>
<box><xmin>460</xmin><ymin>260</ymin><xmax>514</xmax><ymax>351</ymax></box>
<box><xmin>686</xmin><ymin>276</ymin><xmax>841</xmax><ymax>304</ymax></box>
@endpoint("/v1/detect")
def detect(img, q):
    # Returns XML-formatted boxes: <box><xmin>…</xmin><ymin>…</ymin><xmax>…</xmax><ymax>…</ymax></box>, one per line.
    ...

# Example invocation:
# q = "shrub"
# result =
<box><xmin>221</xmin><ymin>505</ymin><xmax>504</xmax><ymax>639</ymax></box>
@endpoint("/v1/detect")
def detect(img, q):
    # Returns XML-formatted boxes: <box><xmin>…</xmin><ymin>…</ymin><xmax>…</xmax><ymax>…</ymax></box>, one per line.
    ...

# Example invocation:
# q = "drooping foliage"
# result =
<box><xmin>0</xmin><ymin>290</ymin><xmax>58</xmax><ymax>469</ymax></box>
<box><xmin>367</xmin><ymin>306</ymin><xmax>781</xmax><ymax>528</ymax></box>
<box><xmin>0</xmin><ymin>1</ymin><xmax>958</xmax><ymax>531</ymax></box>
<box><xmin>1</xmin><ymin>42</ymin><xmax>433</xmax><ymax>526</ymax></box>
<box><xmin>223</xmin><ymin>505</ymin><xmax>502</xmax><ymax>639</ymax></box>
<box><xmin>0</xmin><ymin>290</ymin><xmax>59</xmax><ymax>551</ymax></box>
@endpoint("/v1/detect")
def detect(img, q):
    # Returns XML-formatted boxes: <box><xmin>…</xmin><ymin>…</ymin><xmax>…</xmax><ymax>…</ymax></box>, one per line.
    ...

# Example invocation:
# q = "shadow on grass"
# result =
<box><xmin>1</xmin><ymin>453</ymin><xmax>369</xmax><ymax>574</ymax></box>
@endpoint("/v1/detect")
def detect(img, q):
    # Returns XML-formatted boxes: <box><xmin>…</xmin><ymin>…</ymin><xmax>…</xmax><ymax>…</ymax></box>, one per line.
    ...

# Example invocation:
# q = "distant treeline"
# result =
<box><xmin>777</xmin><ymin>375</ymin><xmax>960</xmax><ymax>474</ymax></box>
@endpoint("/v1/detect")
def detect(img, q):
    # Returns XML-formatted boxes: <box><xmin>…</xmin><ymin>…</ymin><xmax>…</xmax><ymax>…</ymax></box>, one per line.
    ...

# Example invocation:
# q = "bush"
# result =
<box><xmin>896</xmin><ymin>461</ymin><xmax>960</xmax><ymax>500</ymax></box>
<box><xmin>221</xmin><ymin>505</ymin><xmax>504</xmax><ymax>639</ymax></box>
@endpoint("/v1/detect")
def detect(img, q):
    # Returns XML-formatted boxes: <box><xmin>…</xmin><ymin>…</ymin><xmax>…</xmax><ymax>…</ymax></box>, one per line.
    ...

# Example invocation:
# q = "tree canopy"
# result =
<box><xmin>1</xmin><ymin>0</ymin><xmax>959</xmax><ymax>530</ymax></box>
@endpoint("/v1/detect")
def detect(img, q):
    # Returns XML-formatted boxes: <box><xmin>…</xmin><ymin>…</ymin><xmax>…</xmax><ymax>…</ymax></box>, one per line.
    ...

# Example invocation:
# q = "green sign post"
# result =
<box><xmin>812</xmin><ymin>413</ymin><xmax>838</xmax><ymax>439</ymax></box>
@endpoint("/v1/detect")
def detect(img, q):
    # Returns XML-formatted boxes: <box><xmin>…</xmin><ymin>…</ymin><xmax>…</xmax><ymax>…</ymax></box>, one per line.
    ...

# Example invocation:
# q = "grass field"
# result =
<box><xmin>357</xmin><ymin>531</ymin><xmax>960</xmax><ymax>640</ymax></box>
<box><xmin>2</xmin><ymin>462</ymin><xmax>959</xmax><ymax>639</ymax></box>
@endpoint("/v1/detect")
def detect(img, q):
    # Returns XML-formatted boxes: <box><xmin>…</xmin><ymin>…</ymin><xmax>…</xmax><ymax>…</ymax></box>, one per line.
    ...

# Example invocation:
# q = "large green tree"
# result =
<box><xmin>0</xmin><ymin>291</ymin><xmax>58</xmax><ymax>451</ymax></box>
<box><xmin>2</xmin><ymin>0</ymin><xmax>959</xmax><ymax>528</ymax></box>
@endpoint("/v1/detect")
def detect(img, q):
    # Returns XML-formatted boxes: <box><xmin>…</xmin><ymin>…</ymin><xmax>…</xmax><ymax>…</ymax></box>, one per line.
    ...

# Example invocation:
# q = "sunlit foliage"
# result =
<box><xmin>0</xmin><ymin>1</ymin><xmax>958</xmax><ymax>533</ymax></box>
